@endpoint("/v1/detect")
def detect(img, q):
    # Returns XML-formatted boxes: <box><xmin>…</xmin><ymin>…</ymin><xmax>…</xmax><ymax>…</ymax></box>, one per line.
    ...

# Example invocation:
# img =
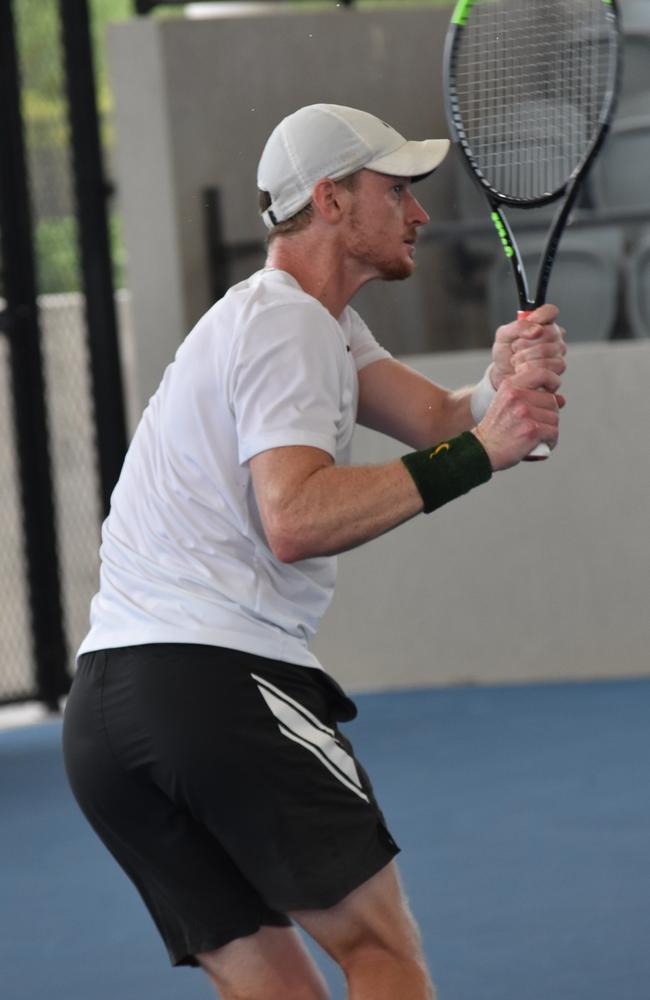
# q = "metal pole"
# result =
<box><xmin>0</xmin><ymin>0</ymin><xmax>69</xmax><ymax>708</ymax></box>
<box><xmin>204</xmin><ymin>188</ymin><xmax>233</xmax><ymax>304</ymax></box>
<box><xmin>58</xmin><ymin>0</ymin><xmax>128</xmax><ymax>517</ymax></box>
<box><xmin>134</xmin><ymin>0</ymin><xmax>355</xmax><ymax>13</ymax></box>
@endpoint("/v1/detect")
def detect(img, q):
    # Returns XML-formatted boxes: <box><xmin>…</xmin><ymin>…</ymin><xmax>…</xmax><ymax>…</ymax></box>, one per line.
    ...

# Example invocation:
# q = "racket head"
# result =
<box><xmin>443</xmin><ymin>0</ymin><xmax>621</xmax><ymax>210</ymax></box>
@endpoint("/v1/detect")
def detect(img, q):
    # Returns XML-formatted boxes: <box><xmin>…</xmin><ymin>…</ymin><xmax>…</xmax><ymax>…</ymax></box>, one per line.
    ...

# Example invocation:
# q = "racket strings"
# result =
<box><xmin>451</xmin><ymin>0</ymin><xmax>616</xmax><ymax>201</ymax></box>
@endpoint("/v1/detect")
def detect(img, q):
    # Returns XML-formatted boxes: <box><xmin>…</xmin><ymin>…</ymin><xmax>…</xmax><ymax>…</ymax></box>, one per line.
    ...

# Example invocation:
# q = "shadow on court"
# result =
<box><xmin>2</xmin><ymin>678</ymin><xmax>649</xmax><ymax>1000</ymax></box>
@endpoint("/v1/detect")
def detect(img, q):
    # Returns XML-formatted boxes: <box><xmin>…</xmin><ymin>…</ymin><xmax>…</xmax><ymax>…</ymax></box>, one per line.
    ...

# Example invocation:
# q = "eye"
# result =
<box><xmin>392</xmin><ymin>183</ymin><xmax>405</xmax><ymax>196</ymax></box>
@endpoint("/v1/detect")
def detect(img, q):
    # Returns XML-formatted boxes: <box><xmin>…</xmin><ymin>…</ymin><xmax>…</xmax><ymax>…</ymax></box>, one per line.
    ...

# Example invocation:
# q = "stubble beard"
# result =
<box><xmin>347</xmin><ymin>210</ymin><xmax>415</xmax><ymax>282</ymax></box>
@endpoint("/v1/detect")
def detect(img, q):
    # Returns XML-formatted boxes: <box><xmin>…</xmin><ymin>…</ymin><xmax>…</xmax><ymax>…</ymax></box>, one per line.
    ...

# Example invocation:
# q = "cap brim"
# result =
<box><xmin>365</xmin><ymin>138</ymin><xmax>450</xmax><ymax>181</ymax></box>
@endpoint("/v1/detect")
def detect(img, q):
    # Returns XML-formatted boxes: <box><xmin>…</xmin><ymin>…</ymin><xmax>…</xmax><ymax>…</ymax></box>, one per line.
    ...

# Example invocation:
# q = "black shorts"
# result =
<box><xmin>62</xmin><ymin>644</ymin><xmax>399</xmax><ymax>966</ymax></box>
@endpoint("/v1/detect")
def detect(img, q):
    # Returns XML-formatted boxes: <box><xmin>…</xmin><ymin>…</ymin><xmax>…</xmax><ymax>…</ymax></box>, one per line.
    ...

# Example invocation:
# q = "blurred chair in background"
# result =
<box><xmin>625</xmin><ymin>226</ymin><xmax>650</xmax><ymax>337</ymax></box>
<box><xmin>620</xmin><ymin>0</ymin><xmax>650</xmax><ymax>101</ymax></box>
<box><xmin>589</xmin><ymin>112</ymin><xmax>650</xmax><ymax>219</ymax></box>
<box><xmin>589</xmin><ymin>96</ymin><xmax>650</xmax><ymax>337</ymax></box>
<box><xmin>486</xmin><ymin>227</ymin><xmax>624</xmax><ymax>342</ymax></box>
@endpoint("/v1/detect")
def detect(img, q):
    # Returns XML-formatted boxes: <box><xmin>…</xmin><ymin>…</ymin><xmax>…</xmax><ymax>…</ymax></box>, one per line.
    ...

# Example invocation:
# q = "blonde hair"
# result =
<box><xmin>259</xmin><ymin>173</ymin><xmax>360</xmax><ymax>243</ymax></box>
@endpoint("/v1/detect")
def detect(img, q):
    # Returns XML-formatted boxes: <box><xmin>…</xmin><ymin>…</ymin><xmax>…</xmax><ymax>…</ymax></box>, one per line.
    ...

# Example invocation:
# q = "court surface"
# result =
<box><xmin>2</xmin><ymin>677</ymin><xmax>649</xmax><ymax>1000</ymax></box>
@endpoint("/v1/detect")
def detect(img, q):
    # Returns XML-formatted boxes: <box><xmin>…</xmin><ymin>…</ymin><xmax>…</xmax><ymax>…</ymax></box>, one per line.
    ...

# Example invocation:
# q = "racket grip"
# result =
<box><xmin>517</xmin><ymin>310</ymin><xmax>550</xmax><ymax>461</ymax></box>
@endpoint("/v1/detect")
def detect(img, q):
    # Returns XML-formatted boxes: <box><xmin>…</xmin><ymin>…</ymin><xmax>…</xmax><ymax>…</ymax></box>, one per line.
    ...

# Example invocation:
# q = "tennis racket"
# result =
<box><xmin>443</xmin><ymin>0</ymin><xmax>621</xmax><ymax>458</ymax></box>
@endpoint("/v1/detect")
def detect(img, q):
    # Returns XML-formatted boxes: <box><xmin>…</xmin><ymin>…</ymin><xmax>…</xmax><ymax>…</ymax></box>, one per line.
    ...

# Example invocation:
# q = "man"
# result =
<box><xmin>63</xmin><ymin>104</ymin><xmax>565</xmax><ymax>1000</ymax></box>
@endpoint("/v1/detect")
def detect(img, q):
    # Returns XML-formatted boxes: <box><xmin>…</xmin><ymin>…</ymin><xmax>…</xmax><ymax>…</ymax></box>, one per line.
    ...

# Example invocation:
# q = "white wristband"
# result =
<box><xmin>470</xmin><ymin>365</ymin><xmax>497</xmax><ymax>423</ymax></box>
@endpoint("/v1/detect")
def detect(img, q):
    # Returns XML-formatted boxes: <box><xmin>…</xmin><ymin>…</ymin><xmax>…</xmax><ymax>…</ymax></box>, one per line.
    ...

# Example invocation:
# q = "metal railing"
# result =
<box><xmin>135</xmin><ymin>0</ymin><xmax>355</xmax><ymax>14</ymax></box>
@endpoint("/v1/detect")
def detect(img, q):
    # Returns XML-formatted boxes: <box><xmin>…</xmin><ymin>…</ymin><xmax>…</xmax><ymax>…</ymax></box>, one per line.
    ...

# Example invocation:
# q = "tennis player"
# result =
<box><xmin>63</xmin><ymin>104</ymin><xmax>565</xmax><ymax>1000</ymax></box>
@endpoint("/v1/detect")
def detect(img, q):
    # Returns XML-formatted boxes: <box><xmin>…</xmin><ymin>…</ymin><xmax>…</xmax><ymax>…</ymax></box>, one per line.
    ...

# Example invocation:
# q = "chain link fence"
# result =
<box><xmin>20</xmin><ymin>1</ymin><xmax>100</xmax><ymax>676</ymax></box>
<box><xmin>0</xmin><ymin>335</ymin><xmax>33</xmax><ymax>701</ymax></box>
<box><xmin>0</xmin><ymin>0</ymin><xmax>125</xmax><ymax>703</ymax></box>
<box><xmin>39</xmin><ymin>293</ymin><xmax>104</xmax><ymax>664</ymax></box>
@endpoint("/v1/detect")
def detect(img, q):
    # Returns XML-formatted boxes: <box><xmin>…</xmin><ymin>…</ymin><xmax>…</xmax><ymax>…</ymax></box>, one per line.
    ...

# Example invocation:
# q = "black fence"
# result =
<box><xmin>0</xmin><ymin>0</ymin><xmax>127</xmax><ymax>708</ymax></box>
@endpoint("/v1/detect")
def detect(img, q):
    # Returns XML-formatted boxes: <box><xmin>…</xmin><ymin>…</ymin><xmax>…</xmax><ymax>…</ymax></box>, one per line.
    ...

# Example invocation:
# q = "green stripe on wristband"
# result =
<box><xmin>401</xmin><ymin>432</ymin><xmax>492</xmax><ymax>514</ymax></box>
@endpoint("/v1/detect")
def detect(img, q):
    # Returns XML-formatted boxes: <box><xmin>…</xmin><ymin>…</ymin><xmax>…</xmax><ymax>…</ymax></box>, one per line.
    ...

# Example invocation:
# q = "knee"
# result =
<box><xmin>346</xmin><ymin>950</ymin><xmax>436</xmax><ymax>1000</ymax></box>
<box><xmin>209</xmin><ymin>973</ymin><xmax>329</xmax><ymax>1000</ymax></box>
<box><xmin>218</xmin><ymin>985</ymin><xmax>328</xmax><ymax>1000</ymax></box>
<box><xmin>340</xmin><ymin>936</ymin><xmax>429</xmax><ymax>974</ymax></box>
<box><xmin>334</xmin><ymin>923</ymin><xmax>435</xmax><ymax>999</ymax></box>
<box><xmin>337</xmin><ymin>903</ymin><xmax>424</xmax><ymax>967</ymax></box>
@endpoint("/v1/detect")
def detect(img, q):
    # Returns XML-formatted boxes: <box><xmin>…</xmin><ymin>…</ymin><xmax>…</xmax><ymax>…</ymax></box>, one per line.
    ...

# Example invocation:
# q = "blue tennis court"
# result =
<box><xmin>2</xmin><ymin>677</ymin><xmax>649</xmax><ymax>1000</ymax></box>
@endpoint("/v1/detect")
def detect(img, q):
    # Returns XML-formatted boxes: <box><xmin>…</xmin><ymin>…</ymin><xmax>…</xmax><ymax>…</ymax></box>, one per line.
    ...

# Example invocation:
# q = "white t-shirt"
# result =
<box><xmin>78</xmin><ymin>268</ymin><xmax>391</xmax><ymax>668</ymax></box>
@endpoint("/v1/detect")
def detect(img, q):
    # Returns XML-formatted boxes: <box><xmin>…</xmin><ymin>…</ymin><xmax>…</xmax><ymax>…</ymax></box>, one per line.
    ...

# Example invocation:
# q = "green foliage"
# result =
<box><xmin>35</xmin><ymin>216</ymin><xmax>80</xmax><ymax>295</ymax></box>
<box><xmin>17</xmin><ymin>0</ymin><xmax>133</xmax><ymax>118</ymax></box>
<box><xmin>89</xmin><ymin>0</ymin><xmax>133</xmax><ymax>113</ymax></box>
<box><xmin>35</xmin><ymin>213</ymin><xmax>126</xmax><ymax>295</ymax></box>
<box><xmin>15</xmin><ymin>0</ymin><xmax>131</xmax><ymax>294</ymax></box>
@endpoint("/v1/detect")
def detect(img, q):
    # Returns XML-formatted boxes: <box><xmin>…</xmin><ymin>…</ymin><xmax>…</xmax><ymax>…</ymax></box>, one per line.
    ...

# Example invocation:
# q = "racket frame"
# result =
<box><xmin>443</xmin><ymin>0</ymin><xmax>622</xmax><ymax>312</ymax></box>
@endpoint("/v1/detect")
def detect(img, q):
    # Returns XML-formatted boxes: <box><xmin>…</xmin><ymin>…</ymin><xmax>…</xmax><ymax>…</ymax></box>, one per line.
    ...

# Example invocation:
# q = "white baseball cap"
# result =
<box><xmin>257</xmin><ymin>103</ymin><xmax>450</xmax><ymax>229</ymax></box>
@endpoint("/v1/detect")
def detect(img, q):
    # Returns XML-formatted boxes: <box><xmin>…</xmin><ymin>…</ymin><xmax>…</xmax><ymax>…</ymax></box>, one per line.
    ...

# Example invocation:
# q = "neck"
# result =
<box><xmin>266</xmin><ymin>231</ymin><xmax>372</xmax><ymax>319</ymax></box>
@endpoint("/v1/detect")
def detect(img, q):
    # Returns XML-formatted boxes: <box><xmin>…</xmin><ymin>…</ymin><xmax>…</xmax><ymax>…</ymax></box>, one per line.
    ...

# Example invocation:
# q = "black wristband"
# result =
<box><xmin>401</xmin><ymin>432</ymin><xmax>492</xmax><ymax>514</ymax></box>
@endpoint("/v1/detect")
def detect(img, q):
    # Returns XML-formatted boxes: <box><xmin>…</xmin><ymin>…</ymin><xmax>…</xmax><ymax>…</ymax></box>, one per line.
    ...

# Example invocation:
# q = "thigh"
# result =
<box><xmin>197</xmin><ymin>925</ymin><xmax>329</xmax><ymax>1000</ymax></box>
<box><xmin>291</xmin><ymin>861</ymin><xmax>425</xmax><ymax>966</ymax></box>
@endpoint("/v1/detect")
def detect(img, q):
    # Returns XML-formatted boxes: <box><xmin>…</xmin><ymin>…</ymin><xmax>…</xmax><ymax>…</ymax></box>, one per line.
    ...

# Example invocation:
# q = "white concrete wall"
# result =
<box><xmin>311</xmin><ymin>340</ymin><xmax>650</xmax><ymax>691</ymax></box>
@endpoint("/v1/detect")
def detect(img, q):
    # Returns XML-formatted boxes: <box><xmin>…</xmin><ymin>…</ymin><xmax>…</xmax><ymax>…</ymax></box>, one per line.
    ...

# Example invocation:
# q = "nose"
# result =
<box><xmin>407</xmin><ymin>191</ymin><xmax>430</xmax><ymax>227</ymax></box>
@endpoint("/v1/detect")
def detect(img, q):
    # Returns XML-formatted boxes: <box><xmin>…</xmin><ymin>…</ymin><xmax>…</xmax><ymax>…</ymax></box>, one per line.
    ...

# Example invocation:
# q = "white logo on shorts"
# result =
<box><xmin>252</xmin><ymin>673</ymin><xmax>369</xmax><ymax>803</ymax></box>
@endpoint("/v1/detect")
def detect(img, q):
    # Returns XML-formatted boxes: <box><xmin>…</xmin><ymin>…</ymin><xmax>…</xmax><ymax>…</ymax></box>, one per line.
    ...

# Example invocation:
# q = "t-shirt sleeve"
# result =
<box><xmin>346</xmin><ymin>308</ymin><xmax>393</xmax><ymax>371</ymax></box>
<box><xmin>228</xmin><ymin>303</ymin><xmax>346</xmax><ymax>465</ymax></box>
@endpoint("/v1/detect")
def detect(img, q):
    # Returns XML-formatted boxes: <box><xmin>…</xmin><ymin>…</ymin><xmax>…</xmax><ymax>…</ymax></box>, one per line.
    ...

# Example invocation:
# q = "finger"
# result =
<box><xmin>511</xmin><ymin>322</ymin><xmax>564</xmax><ymax>346</ymax></box>
<box><xmin>494</xmin><ymin>319</ymin><xmax>528</xmax><ymax>349</ymax></box>
<box><xmin>517</xmin><ymin>386</ymin><xmax>561</xmax><ymax>411</ymax></box>
<box><xmin>512</xmin><ymin>340</ymin><xmax>567</xmax><ymax>363</ymax></box>
<box><xmin>526</xmin><ymin>401</ymin><xmax>560</xmax><ymax>442</ymax></box>
<box><xmin>508</xmin><ymin>365</ymin><xmax>562</xmax><ymax>394</ymax></box>
<box><xmin>511</xmin><ymin>327</ymin><xmax>566</xmax><ymax>353</ymax></box>
<box><xmin>494</xmin><ymin>315</ymin><xmax>549</xmax><ymax>348</ymax></box>
<box><xmin>512</xmin><ymin>355</ymin><xmax>566</xmax><ymax>377</ymax></box>
<box><xmin>525</xmin><ymin>392</ymin><xmax>561</xmax><ymax>418</ymax></box>
<box><xmin>523</xmin><ymin>303</ymin><xmax>560</xmax><ymax>325</ymax></box>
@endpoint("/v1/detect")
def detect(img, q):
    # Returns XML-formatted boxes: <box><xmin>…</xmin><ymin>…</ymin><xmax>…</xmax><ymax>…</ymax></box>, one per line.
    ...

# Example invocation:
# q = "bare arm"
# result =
<box><xmin>357</xmin><ymin>305</ymin><xmax>566</xmax><ymax>448</ymax></box>
<box><xmin>250</xmin><ymin>445</ymin><xmax>424</xmax><ymax>563</ymax></box>
<box><xmin>250</xmin><ymin>365</ymin><xmax>561</xmax><ymax>563</ymax></box>
<box><xmin>357</xmin><ymin>358</ymin><xmax>473</xmax><ymax>449</ymax></box>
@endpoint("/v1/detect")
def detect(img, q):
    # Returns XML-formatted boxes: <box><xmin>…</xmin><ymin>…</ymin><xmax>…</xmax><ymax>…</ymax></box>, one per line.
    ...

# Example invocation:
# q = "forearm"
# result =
<box><xmin>256</xmin><ymin>434</ymin><xmax>492</xmax><ymax>564</ymax></box>
<box><xmin>405</xmin><ymin>385</ymin><xmax>487</xmax><ymax>450</ymax></box>
<box><xmin>357</xmin><ymin>359</ymin><xmax>483</xmax><ymax>451</ymax></box>
<box><xmin>263</xmin><ymin>459</ymin><xmax>424</xmax><ymax>562</ymax></box>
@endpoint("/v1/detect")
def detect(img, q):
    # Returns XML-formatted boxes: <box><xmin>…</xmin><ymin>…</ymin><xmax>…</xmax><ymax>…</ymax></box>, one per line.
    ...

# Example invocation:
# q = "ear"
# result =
<box><xmin>311</xmin><ymin>178</ymin><xmax>351</xmax><ymax>225</ymax></box>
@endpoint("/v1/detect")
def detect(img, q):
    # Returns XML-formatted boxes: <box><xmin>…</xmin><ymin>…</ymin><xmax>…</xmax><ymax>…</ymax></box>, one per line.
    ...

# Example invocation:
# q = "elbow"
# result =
<box><xmin>271</xmin><ymin>541</ymin><xmax>303</xmax><ymax>564</ymax></box>
<box><xmin>265</xmin><ymin>515</ymin><xmax>311</xmax><ymax>564</ymax></box>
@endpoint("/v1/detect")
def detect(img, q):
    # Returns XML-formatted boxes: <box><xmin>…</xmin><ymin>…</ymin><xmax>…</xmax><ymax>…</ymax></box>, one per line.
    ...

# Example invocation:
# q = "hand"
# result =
<box><xmin>473</xmin><ymin>366</ymin><xmax>561</xmax><ymax>471</ymax></box>
<box><xmin>491</xmin><ymin>304</ymin><xmax>567</xmax><ymax>402</ymax></box>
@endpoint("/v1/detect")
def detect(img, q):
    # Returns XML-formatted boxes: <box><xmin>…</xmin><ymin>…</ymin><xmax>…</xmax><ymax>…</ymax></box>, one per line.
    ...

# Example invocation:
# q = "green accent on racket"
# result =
<box><xmin>491</xmin><ymin>213</ymin><xmax>515</xmax><ymax>259</ymax></box>
<box><xmin>451</xmin><ymin>0</ymin><xmax>476</xmax><ymax>27</ymax></box>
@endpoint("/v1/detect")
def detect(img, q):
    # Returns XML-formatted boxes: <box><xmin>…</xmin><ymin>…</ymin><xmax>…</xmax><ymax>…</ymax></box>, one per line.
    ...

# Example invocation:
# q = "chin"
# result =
<box><xmin>379</xmin><ymin>258</ymin><xmax>416</xmax><ymax>282</ymax></box>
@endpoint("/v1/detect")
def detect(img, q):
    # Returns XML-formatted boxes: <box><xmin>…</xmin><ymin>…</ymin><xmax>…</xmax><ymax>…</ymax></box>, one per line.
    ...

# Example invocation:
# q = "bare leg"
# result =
<box><xmin>196</xmin><ymin>924</ymin><xmax>330</xmax><ymax>1000</ymax></box>
<box><xmin>292</xmin><ymin>861</ymin><xmax>436</xmax><ymax>1000</ymax></box>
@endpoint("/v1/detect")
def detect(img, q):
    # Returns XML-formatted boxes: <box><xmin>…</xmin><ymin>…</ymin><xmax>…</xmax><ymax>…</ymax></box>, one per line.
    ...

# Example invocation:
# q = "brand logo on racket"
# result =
<box><xmin>491</xmin><ymin>212</ymin><xmax>514</xmax><ymax>259</ymax></box>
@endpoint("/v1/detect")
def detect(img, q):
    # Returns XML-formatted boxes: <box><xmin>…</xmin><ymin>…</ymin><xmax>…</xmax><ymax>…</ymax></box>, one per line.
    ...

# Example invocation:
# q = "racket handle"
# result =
<box><xmin>517</xmin><ymin>310</ymin><xmax>550</xmax><ymax>461</ymax></box>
